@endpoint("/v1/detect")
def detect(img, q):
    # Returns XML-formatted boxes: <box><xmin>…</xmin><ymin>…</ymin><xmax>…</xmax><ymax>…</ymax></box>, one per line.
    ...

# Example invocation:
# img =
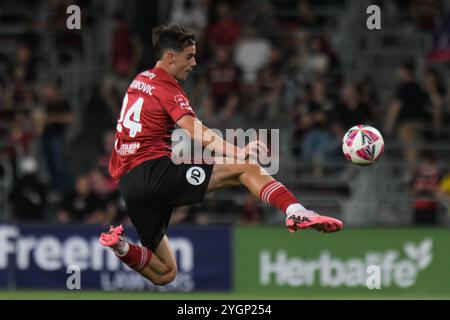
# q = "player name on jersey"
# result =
<box><xmin>130</xmin><ymin>79</ymin><xmax>155</xmax><ymax>95</ymax></box>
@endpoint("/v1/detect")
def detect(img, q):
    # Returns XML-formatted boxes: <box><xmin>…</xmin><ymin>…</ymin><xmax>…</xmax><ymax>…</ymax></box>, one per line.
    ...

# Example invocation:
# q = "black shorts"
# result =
<box><xmin>118</xmin><ymin>156</ymin><xmax>214</xmax><ymax>251</ymax></box>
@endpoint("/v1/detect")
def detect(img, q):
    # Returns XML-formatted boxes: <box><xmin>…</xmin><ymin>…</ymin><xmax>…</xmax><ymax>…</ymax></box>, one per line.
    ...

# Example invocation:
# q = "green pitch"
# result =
<box><xmin>1</xmin><ymin>290</ymin><xmax>449</xmax><ymax>300</ymax></box>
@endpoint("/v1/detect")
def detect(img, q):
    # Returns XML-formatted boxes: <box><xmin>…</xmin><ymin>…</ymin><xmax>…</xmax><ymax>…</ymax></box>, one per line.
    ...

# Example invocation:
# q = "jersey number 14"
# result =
<box><xmin>117</xmin><ymin>93</ymin><xmax>143</xmax><ymax>138</ymax></box>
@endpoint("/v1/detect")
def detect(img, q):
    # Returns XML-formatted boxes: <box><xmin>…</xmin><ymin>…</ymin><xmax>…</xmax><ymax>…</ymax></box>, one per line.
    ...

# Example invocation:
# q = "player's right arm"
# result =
<box><xmin>177</xmin><ymin>115</ymin><xmax>268</xmax><ymax>160</ymax></box>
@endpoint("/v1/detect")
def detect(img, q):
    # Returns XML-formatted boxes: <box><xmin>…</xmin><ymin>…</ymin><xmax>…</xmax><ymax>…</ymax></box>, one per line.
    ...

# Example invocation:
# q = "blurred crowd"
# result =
<box><xmin>1</xmin><ymin>0</ymin><xmax>450</xmax><ymax>226</ymax></box>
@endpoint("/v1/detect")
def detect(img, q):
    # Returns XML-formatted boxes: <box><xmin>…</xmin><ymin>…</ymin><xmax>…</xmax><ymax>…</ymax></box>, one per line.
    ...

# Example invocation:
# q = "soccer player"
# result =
<box><xmin>99</xmin><ymin>24</ymin><xmax>343</xmax><ymax>285</ymax></box>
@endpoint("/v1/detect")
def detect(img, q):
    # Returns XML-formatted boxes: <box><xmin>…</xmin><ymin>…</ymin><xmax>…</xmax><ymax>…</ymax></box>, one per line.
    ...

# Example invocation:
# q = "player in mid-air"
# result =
<box><xmin>99</xmin><ymin>24</ymin><xmax>343</xmax><ymax>285</ymax></box>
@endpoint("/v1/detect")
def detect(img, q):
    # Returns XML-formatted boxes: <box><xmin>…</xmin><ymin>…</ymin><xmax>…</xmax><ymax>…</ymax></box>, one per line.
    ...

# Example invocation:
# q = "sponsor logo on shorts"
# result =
<box><xmin>186</xmin><ymin>167</ymin><xmax>206</xmax><ymax>185</ymax></box>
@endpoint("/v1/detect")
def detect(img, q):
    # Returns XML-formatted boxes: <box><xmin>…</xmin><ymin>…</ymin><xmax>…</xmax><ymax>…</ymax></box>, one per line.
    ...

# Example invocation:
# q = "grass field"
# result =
<box><xmin>1</xmin><ymin>290</ymin><xmax>449</xmax><ymax>300</ymax></box>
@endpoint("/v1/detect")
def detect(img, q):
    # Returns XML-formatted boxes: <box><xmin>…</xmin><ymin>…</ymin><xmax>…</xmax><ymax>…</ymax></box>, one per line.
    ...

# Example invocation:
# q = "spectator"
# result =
<box><xmin>296</xmin><ymin>0</ymin><xmax>317</xmax><ymax>27</ymax></box>
<box><xmin>411</xmin><ymin>0</ymin><xmax>443</xmax><ymax>33</ymax></box>
<box><xmin>439</xmin><ymin>169</ymin><xmax>450</xmax><ymax>222</ymax></box>
<box><xmin>240</xmin><ymin>0</ymin><xmax>280</xmax><ymax>42</ymax></box>
<box><xmin>332</xmin><ymin>83</ymin><xmax>373</xmax><ymax>137</ymax></box>
<box><xmin>282</xmin><ymin>29</ymin><xmax>310</xmax><ymax>106</ymax></box>
<box><xmin>170</xmin><ymin>0</ymin><xmax>208</xmax><ymax>38</ymax></box>
<box><xmin>234</xmin><ymin>25</ymin><xmax>272</xmax><ymax>83</ymax></box>
<box><xmin>5</xmin><ymin>110</ymin><xmax>36</xmax><ymax>183</ymax></box>
<box><xmin>410</xmin><ymin>152</ymin><xmax>443</xmax><ymax>225</ymax></box>
<box><xmin>252</xmin><ymin>48</ymin><xmax>285</xmax><ymax>122</ymax></box>
<box><xmin>89</xmin><ymin>165</ymin><xmax>121</xmax><ymax>225</ymax></box>
<box><xmin>74</xmin><ymin>82</ymin><xmax>117</xmax><ymax>175</ymax></box>
<box><xmin>37</xmin><ymin>81</ymin><xmax>73</xmax><ymax>193</ymax></box>
<box><xmin>422</xmin><ymin>68</ymin><xmax>445</xmax><ymax>139</ymax></box>
<box><xmin>9</xmin><ymin>157</ymin><xmax>47</xmax><ymax>222</ymax></box>
<box><xmin>207</xmin><ymin>2</ymin><xmax>241</xmax><ymax>47</ymax></box>
<box><xmin>300</xmin><ymin>79</ymin><xmax>339</xmax><ymax>176</ymax></box>
<box><xmin>90</xmin><ymin>166</ymin><xmax>117</xmax><ymax>199</ymax></box>
<box><xmin>11</xmin><ymin>44</ymin><xmax>38</xmax><ymax>83</ymax></box>
<box><xmin>357</xmin><ymin>77</ymin><xmax>379</xmax><ymax>120</ymax></box>
<box><xmin>8</xmin><ymin>45</ymin><xmax>36</xmax><ymax>110</ymax></box>
<box><xmin>239</xmin><ymin>193</ymin><xmax>263</xmax><ymax>225</ymax></box>
<box><xmin>96</xmin><ymin>130</ymin><xmax>116</xmax><ymax>169</ymax></box>
<box><xmin>101</xmin><ymin>64</ymin><xmax>133</xmax><ymax>117</ymax></box>
<box><xmin>57</xmin><ymin>174</ymin><xmax>104</xmax><ymax>224</ymax></box>
<box><xmin>111</xmin><ymin>14</ymin><xmax>143</xmax><ymax>76</ymax></box>
<box><xmin>384</xmin><ymin>62</ymin><xmax>429</xmax><ymax>175</ymax></box>
<box><xmin>0</xmin><ymin>79</ymin><xmax>13</xmax><ymax>113</ymax></box>
<box><xmin>100</xmin><ymin>191</ymin><xmax>126</xmax><ymax>226</ymax></box>
<box><xmin>9</xmin><ymin>111</ymin><xmax>35</xmax><ymax>156</ymax></box>
<box><xmin>200</xmin><ymin>45</ymin><xmax>242</xmax><ymax>126</ymax></box>
<box><xmin>440</xmin><ymin>170</ymin><xmax>450</xmax><ymax>197</ymax></box>
<box><xmin>291</xmin><ymin>98</ymin><xmax>310</xmax><ymax>158</ymax></box>
<box><xmin>304</xmin><ymin>35</ymin><xmax>333</xmax><ymax>77</ymax></box>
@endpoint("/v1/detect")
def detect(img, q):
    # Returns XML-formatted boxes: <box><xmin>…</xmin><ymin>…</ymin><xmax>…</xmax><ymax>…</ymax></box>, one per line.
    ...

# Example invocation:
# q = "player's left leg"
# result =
<box><xmin>99</xmin><ymin>226</ymin><xmax>177</xmax><ymax>285</ymax></box>
<box><xmin>207</xmin><ymin>159</ymin><xmax>343</xmax><ymax>233</ymax></box>
<box><xmin>141</xmin><ymin>235</ymin><xmax>177</xmax><ymax>285</ymax></box>
<box><xmin>99</xmin><ymin>158</ymin><xmax>193</xmax><ymax>286</ymax></box>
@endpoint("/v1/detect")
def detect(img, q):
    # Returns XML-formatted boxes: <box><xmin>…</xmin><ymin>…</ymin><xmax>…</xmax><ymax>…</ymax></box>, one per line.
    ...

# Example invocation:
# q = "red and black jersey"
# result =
<box><xmin>109</xmin><ymin>66</ymin><xmax>196</xmax><ymax>182</ymax></box>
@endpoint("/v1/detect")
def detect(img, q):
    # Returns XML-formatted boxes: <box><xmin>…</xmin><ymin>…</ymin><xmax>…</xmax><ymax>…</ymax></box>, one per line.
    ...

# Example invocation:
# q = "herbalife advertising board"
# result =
<box><xmin>234</xmin><ymin>228</ymin><xmax>450</xmax><ymax>298</ymax></box>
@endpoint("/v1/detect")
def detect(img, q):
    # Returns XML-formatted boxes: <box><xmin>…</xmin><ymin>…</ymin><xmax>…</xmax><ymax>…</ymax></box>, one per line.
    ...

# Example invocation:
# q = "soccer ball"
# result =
<box><xmin>342</xmin><ymin>125</ymin><xmax>384</xmax><ymax>165</ymax></box>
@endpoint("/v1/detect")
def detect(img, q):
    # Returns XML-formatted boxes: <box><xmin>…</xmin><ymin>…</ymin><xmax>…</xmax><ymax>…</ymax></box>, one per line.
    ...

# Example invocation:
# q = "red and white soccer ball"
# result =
<box><xmin>342</xmin><ymin>125</ymin><xmax>384</xmax><ymax>165</ymax></box>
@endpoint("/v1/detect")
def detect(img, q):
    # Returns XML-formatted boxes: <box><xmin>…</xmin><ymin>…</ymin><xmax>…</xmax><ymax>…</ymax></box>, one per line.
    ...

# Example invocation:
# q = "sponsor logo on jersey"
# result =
<box><xmin>174</xmin><ymin>94</ymin><xmax>192</xmax><ymax>110</ymax></box>
<box><xmin>115</xmin><ymin>140</ymin><xmax>141</xmax><ymax>156</ymax></box>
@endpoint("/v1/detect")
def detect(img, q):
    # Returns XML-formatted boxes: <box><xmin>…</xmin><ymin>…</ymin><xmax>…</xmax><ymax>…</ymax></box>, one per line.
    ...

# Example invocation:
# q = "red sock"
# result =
<box><xmin>117</xmin><ymin>243</ymin><xmax>153</xmax><ymax>271</ymax></box>
<box><xmin>260</xmin><ymin>180</ymin><xmax>299</xmax><ymax>213</ymax></box>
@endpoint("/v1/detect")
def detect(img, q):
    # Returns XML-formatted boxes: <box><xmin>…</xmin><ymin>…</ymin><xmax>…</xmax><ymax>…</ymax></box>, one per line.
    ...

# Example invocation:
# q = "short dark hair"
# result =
<box><xmin>152</xmin><ymin>24</ymin><xmax>196</xmax><ymax>59</ymax></box>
